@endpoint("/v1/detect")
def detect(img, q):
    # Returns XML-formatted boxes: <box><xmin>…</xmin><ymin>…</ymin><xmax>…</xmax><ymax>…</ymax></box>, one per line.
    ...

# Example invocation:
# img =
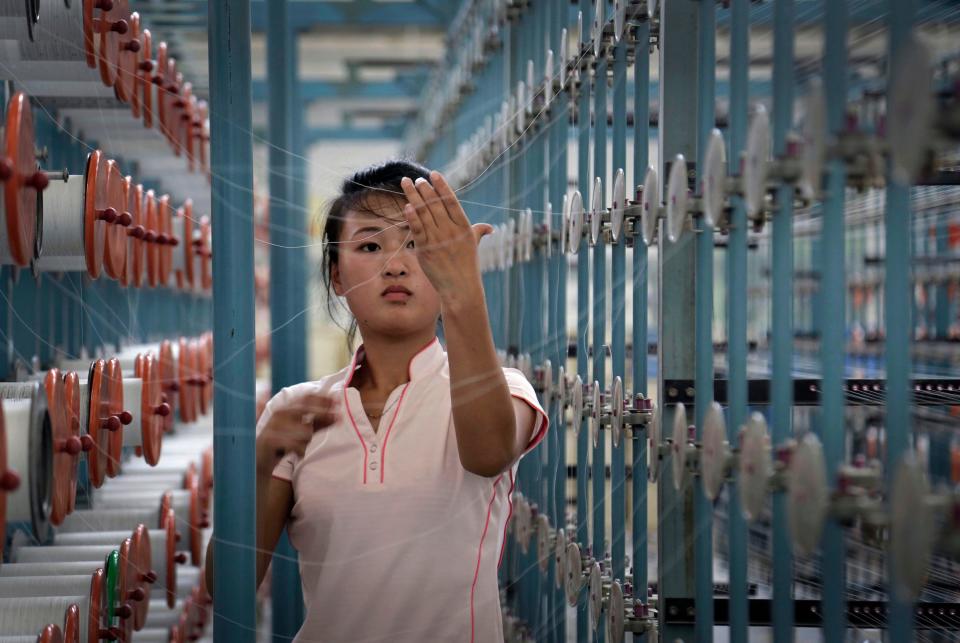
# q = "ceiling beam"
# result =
<box><xmin>139</xmin><ymin>1</ymin><xmax>448</xmax><ymax>31</ymax></box>
<box><xmin>251</xmin><ymin>79</ymin><xmax>420</xmax><ymax>102</ymax></box>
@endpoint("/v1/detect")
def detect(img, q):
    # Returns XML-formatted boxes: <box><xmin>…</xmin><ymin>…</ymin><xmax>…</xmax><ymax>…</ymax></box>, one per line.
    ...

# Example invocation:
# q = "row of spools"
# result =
<box><xmin>0</xmin><ymin>0</ymin><xmax>209</xmax><ymax>175</ymax></box>
<box><xmin>0</xmin><ymin>334</ymin><xmax>214</xmax><ymax>641</ymax></box>
<box><xmin>0</xmin><ymin>90</ymin><xmax>211</xmax><ymax>291</ymax></box>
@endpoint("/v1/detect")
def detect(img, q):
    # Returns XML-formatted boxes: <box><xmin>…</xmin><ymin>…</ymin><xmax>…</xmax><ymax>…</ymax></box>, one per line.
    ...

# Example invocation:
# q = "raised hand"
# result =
<box><xmin>399</xmin><ymin>171</ymin><xmax>493</xmax><ymax>303</ymax></box>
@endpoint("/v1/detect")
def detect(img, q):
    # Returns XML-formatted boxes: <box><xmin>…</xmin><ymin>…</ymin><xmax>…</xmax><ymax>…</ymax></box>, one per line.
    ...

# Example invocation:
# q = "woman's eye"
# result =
<box><xmin>359</xmin><ymin>243</ymin><xmax>380</xmax><ymax>252</ymax></box>
<box><xmin>406</xmin><ymin>240</ymin><xmax>415</xmax><ymax>249</ymax></box>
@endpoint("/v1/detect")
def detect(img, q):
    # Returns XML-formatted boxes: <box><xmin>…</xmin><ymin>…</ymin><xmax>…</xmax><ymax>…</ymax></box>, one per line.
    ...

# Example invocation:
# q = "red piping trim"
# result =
<box><xmin>343</xmin><ymin>385</ymin><xmax>368</xmax><ymax>485</ymax></box>
<box><xmin>498</xmin><ymin>468</ymin><xmax>516</xmax><ymax>569</ymax></box>
<box><xmin>378</xmin><ymin>381</ymin><xmax>410</xmax><ymax>484</ymax></box>
<box><xmin>471</xmin><ymin>474</ymin><xmax>502</xmax><ymax>643</ymax></box>
<box><xmin>510</xmin><ymin>392</ymin><xmax>551</xmax><ymax>456</ymax></box>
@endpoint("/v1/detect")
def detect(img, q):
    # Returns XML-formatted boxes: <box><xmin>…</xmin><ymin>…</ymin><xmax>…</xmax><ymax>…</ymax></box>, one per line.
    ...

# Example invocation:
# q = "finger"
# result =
<box><xmin>414</xmin><ymin>176</ymin><xmax>453</xmax><ymax>232</ymax></box>
<box><xmin>429</xmin><ymin>171</ymin><xmax>470</xmax><ymax>227</ymax></box>
<box><xmin>472</xmin><ymin>223</ymin><xmax>495</xmax><ymax>246</ymax></box>
<box><xmin>403</xmin><ymin>203</ymin><xmax>427</xmax><ymax>248</ymax></box>
<box><xmin>400</xmin><ymin>177</ymin><xmax>438</xmax><ymax>235</ymax></box>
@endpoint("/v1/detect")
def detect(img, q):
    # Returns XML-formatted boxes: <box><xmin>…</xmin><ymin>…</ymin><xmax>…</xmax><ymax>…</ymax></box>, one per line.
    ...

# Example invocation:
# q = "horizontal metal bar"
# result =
<box><xmin>663</xmin><ymin>598</ymin><xmax>960</xmax><ymax>630</ymax></box>
<box><xmin>662</xmin><ymin>378</ymin><xmax>960</xmax><ymax>406</ymax></box>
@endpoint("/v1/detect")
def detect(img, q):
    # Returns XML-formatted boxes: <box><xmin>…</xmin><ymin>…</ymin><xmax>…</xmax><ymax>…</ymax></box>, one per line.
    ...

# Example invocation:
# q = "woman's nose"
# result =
<box><xmin>382</xmin><ymin>257</ymin><xmax>408</xmax><ymax>277</ymax></box>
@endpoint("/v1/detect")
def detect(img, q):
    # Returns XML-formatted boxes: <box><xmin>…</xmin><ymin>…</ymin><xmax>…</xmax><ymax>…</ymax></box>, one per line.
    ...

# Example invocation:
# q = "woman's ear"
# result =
<box><xmin>331</xmin><ymin>261</ymin><xmax>345</xmax><ymax>296</ymax></box>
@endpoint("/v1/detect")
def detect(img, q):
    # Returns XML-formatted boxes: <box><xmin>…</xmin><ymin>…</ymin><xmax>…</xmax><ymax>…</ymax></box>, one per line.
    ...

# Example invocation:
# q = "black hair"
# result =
<box><xmin>320</xmin><ymin>159</ymin><xmax>432</xmax><ymax>350</ymax></box>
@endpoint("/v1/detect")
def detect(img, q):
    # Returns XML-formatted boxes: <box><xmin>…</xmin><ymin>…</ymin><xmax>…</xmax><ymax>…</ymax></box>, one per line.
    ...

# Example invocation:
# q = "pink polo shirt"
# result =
<box><xmin>264</xmin><ymin>337</ymin><xmax>548</xmax><ymax>643</ymax></box>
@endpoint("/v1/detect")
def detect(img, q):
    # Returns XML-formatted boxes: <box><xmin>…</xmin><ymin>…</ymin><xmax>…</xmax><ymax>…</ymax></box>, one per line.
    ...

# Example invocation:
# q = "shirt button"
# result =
<box><xmin>370</xmin><ymin>444</ymin><xmax>378</xmax><ymax>453</ymax></box>
<box><xmin>369</xmin><ymin>461</ymin><xmax>378</xmax><ymax>470</ymax></box>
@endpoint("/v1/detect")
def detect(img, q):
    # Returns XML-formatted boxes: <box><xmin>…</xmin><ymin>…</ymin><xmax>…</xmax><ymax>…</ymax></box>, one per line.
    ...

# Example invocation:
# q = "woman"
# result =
<box><xmin>206</xmin><ymin>160</ymin><xmax>548</xmax><ymax>642</ymax></box>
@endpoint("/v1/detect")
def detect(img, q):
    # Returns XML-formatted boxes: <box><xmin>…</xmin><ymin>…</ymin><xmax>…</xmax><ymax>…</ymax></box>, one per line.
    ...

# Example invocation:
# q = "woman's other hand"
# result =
<box><xmin>255</xmin><ymin>392</ymin><xmax>338</xmax><ymax>475</ymax></box>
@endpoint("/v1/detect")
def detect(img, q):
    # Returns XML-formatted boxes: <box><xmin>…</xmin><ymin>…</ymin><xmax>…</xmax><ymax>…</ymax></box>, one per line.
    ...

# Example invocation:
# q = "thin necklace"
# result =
<box><xmin>365</xmin><ymin>395</ymin><xmax>400</xmax><ymax>420</ymax></box>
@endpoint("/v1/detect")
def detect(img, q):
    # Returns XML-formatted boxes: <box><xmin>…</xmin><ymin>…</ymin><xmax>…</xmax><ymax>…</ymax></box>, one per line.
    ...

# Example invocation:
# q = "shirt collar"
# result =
<box><xmin>345</xmin><ymin>336</ymin><xmax>444</xmax><ymax>387</ymax></box>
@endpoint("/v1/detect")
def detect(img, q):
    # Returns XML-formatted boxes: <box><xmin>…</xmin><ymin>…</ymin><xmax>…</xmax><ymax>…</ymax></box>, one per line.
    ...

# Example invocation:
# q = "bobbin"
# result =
<box><xmin>97</xmin><ymin>0</ymin><xmax>130</xmax><ymax>88</ymax></box>
<box><xmin>0</xmin><ymin>381</ymin><xmax>53</xmax><ymax>544</ymax></box>
<box><xmin>43</xmin><ymin>369</ymin><xmax>81</xmax><ymax>525</ymax></box>
<box><xmin>11</xmin><ymin>525</ymin><xmax>156</xmax><ymax>640</ymax></box>
<box><xmin>100</xmin><ymin>159</ymin><xmax>128</xmax><ymax>281</ymax></box>
<box><xmin>535</xmin><ymin>514</ymin><xmax>555</xmax><ymax>574</ymax></box>
<box><xmin>588</xmin><ymin>558</ymin><xmax>612</xmax><ymax>632</ymax></box>
<box><xmin>669</xmin><ymin>402</ymin><xmax>695</xmax><ymax>490</ymax></box>
<box><xmin>564</xmin><ymin>541</ymin><xmax>592</xmax><ymax>607</ymax></box>
<box><xmin>120</xmin><ymin>178</ymin><xmax>146</xmax><ymax>288</ymax></box>
<box><xmin>172</xmin><ymin>199</ymin><xmax>197</xmax><ymax>290</ymax></box>
<box><xmin>0</xmin><ymin>573</ymin><xmax>104</xmax><ymax>642</ymax></box>
<box><xmin>0</xmin><ymin>597</ymin><xmax>87</xmax><ymax>643</ymax></box>
<box><xmin>0</xmin><ymin>562</ymin><xmax>112</xmax><ymax>643</ymax></box>
<box><xmin>564</xmin><ymin>190</ymin><xmax>584</xmax><ymax>255</ymax></box>
<box><xmin>114</xmin><ymin>9</ymin><xmax>140</xmax><ymax>105</ymax></box>
<box><xmin>133</xmin><ymin>26</ymin><xmax>153</xmax><ymax>120</ymax></box>
<box><xmin>700</xmin><ymin>401</ymin><xmax>735</xmax><ymax>501</ymax></box>
<box><xmin>639</xmin><ymin>166</ymin><xmax>660</xmax><ymax>247</ymax></box>
<box><xmin>0</xmin><ymin>92</ymin><xmax>47</xmax><ymax>268</ymax></box>
<box><xmin>605</xmin><ymin>579</ymin><xmax>656</xmax><ymax>643</ymax></box>
<box><xmin>92</xmin><ymin>486</ymin><xmax>203</xmax><ymax>565</ymax></box>
<box><xmin>156</xmin><ymin>194</ymin><xmax>174</xmax><ymax>285</ymax></box>
<box><xmin>786</xmin><ymin>431</ymin><xmax>828</xmax><ymax>556</ymax></box>
<box><xmin>35</xmin><ymin>151</ymin><xmax>100</xmax><ymax>276</ymax></box>
<box><xmin>739</xmin><ymin>412</ymin><xmax>772</xmax><ymax>523</ymax></box>
<box><xmin>0</xmin><ymin>0</ymin><xmax>115</xmax><ymax>94</ymax></box>
<box><xmin>553</xmin><ymin>527</ymin><xmax>567</xmax><ymax>590</ymax></box>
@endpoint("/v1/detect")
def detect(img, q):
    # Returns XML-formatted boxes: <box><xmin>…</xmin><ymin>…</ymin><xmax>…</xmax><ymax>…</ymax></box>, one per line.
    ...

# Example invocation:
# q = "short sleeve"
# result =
<box><xmin>502</xmin><ymin>367</ymin><xmax>549</xmax><ymax>457</ymax></box>
<box><xmin>256</xmin><ymin>387</ymin><xmax>301</xmax><ymax>482</ymax></box>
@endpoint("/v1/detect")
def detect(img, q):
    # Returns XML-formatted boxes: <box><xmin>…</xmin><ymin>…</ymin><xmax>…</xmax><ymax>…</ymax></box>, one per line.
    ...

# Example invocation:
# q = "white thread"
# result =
<box><xmin>0</xmin><ymin>596</ymin><xmax>86</xmax><ymax>636</ymax></box>
<box><xmin>0</xmin><ymin>561</ymin><xmax>102</xmax><ymax>578</ymax></box>
<box><xmin>0</xmin><ymin>575</ymin><xmax>94</xmax><ymax>599</ymax></box>
<box><xmin>56</xmin><ymin>507</ymin><xmax>160</xmax><ymax>533</ymax></box>
<box><xmin>122</xmin><ymin>377</ymin><xmax>143</xmax><ymax>448</ymax></box>
<box><xmin>1</xmin><ymin>399</ymin><xmax>33</xmax><ymax>523</ymax></box>
<box><xmin>92</xmin><ymin>488</ymin><xmax>189</xmax><ymax>521</ymax></box>
<box><xmin>55</xmin><ymin>529</ymin><xmax>167</xmax><ymax>575</ymax></box>
<box><xmin>35</xmin><ymin>175</ymin><xmax>86</xmax><ymax>273</ymax></box>
<box><xmin>14</xmin><ymin>543</ymin><xmax>119</xmax><ymax>564</ymax></box>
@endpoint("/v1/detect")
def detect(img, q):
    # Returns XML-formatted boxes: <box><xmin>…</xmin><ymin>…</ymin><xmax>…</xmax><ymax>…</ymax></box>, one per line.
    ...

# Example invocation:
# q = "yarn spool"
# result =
<box><xmin>91</xmin><ymin>488</ymin><xmax>202</xmax><ymax>564</ymax></box>
<box><xmin>0</xmin><ymin>576</ymin><xmax>108</xmax><ymax>643</ymax></box>
<box><xmin>0</xmin><ymin>596</ymin><xmax>95</xmax><ymax>642</ymax></box>
<box><xmin>0</xmin><ymin>92</ymin><xmax>46</xmax><ymax>268</ymax></box>
<box><xmin>42</xmin><ymin>370</ymin><xmax>79</xmax><ymax>526</ymax></box>
<box><xmin>0</xmin><ymin>1</ymin><xmax>107</xmax><ymax>98</ymax></box>
<box><xmin>0</xmin><ymin>381</ymin><xmax>53</xmax><ymax>544</ymax></box>
<box><xmin>100</xmin><ymin>159</ymin><xmax>127</xmax><ymax>281</ymax></box>
<box><xmin>0</xmin><ymin>0</ymin><xmax>37</xmax><ymax>41</ymax></box>
<box><xmin>55</xmin><ymin>505</ymin><xmax>163</xmax><ymax>533</ymax></box>
<box><xmin>36</xmin><ymin>150</ymin><xmax>108</xmax><ymax>278</ymax></box>
<box><xmin>122</xmin><ymin>179</ymin><xmax>147</xmax><ymax>288</ymax></box>
<box><xmin>97</xmin><ymin>0</ymin><xmax>130</xmax><ymax>88</ymax></box>
<box><xmin>54</xmin><ymin>513</ymin><xmax>181</xmax><ymax>608</ymax></box>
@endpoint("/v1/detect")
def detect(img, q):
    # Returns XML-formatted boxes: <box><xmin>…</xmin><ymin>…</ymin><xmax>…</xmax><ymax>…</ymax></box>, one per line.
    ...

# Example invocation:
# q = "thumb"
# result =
<box><xmin>472</xmin><ymin>223</ymin><xmax>495</xmax><ymax>245</ymax></box>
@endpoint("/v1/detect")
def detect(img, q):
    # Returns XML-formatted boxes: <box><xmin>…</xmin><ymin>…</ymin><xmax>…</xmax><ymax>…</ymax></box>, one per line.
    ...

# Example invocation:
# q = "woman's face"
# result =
<box><xmin>330</xmin><ymin>193</ymin><xmax>441</xmax><ymax>338</ymax></box>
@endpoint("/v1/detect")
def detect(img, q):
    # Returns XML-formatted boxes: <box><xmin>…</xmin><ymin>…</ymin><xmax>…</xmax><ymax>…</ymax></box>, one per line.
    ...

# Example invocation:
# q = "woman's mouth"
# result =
<box><xmin>381</xmin><ymin>286</ymin><xmax>412</xmax><ymax>301</ymax></box>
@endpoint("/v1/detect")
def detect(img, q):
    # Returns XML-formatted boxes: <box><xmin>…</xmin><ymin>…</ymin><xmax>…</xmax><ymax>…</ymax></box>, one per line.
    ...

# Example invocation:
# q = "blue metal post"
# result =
<box><xmin>268</xmin><ymin>0</ymin><xmax>307</xmax><ymax>638</ymax></box>
<box><xmin>727</xmin><ymin>0</ymin><xmax>751</xmax><ymax>640</ymax></box>
<box><xmin>885</xmin><ymin>0</ymin><xmax>916</xmax><ymax>639</ymax></box>
<box><xmin>631</xmin><ymin>16</ymin><xmax>651</xmax><ymax>641</ymax></box>
<box><xmin>208</xmin><ymin>0</ymin><xmax>257</xmax><ymax>639</ymax></box>
<box><xmin>770</xmin><ymin>1</ymin><xmax>795</xmax><ymax>640</ymax></box>
<box><xmin>694</xmin><ymin>1</ymin><xmax>716</xmax><ymax>639</ymax></box>
<box><xmin>657</xmin><ymin>1</ymin><xmax>698</xmax><ymax>640</ymax></box>
<box><xmin>591</xmin><ymin>32</ymin><xmax>608</xmax><ymax>643</ymax></box>
<box><xmin>610</xmin><ymin>19</ymin><xmax>627</xmax><ymax>591</ymax></box>
<box><xmin>820</xmin><ymin>2</ymin><xmax>848</xmax><ymax>640</ymax></box>
<box><xmin>577</xmin><ymin>3</ymin><xmax>593</xmax><ymax>640</ymax></box>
